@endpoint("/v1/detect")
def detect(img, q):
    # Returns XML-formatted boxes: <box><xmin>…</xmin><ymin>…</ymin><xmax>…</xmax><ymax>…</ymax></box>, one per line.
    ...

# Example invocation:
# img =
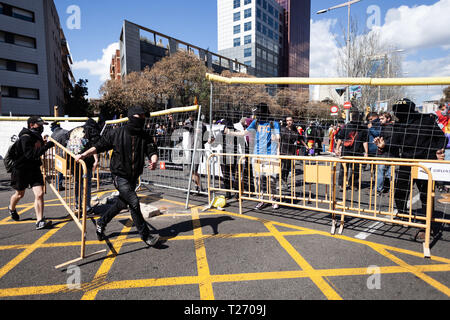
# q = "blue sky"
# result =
<box><xmin>55</xmin><ymin>0</ymin><xmax>450</xmax><ymax>104</ymax></box>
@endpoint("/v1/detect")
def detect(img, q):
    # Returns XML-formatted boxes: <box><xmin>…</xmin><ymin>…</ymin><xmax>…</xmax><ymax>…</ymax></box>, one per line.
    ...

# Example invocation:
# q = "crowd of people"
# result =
<box><xmin>5</xmin><ymin>98</ymin><xmax>449</xmax><ymax>243</ymax></box>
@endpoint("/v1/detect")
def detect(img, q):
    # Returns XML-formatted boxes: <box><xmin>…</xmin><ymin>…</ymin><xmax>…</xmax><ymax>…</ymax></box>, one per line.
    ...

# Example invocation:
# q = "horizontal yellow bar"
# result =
<box><xmin>0</xmin><ymin>117</ymin><xmax>99</xmax><ymax>122</ymax></box>
<box><xmin>104</xmin><ymin>105</ymin><xmax>199</xmax><ymax>125</ymax></box>
<box><xmin>206</xmin><ymin>73</ymin><xmax>450</xmax><ymax>86</ymax></box>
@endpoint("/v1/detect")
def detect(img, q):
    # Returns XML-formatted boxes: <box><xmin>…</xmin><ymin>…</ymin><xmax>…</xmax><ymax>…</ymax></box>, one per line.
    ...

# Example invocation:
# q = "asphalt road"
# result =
<box><xmin>0</xmin><ymin>161</ymin><xmax>449</xmax><ymax>305</ymax></box>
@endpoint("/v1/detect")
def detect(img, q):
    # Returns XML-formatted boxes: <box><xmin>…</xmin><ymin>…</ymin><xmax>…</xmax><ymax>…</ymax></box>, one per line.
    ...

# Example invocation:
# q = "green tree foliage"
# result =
<box><xmin>64</xmin><ymin>79</ymin><xmax>91</xmax><ymax>116</ymax></box>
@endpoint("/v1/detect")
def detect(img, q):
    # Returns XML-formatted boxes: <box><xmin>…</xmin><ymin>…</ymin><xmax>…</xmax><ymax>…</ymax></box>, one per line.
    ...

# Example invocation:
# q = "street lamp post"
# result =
<box><xmin>317</xmin><ymin>0</ymin><xmax>362</xmax><ymax>123</ymax></box>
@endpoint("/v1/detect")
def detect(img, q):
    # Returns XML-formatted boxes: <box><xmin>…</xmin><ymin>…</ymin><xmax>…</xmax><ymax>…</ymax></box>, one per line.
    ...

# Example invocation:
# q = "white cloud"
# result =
<box><xmin>371</xmin><ymin>0</ymin><xmax>450</xmax><ymax>51</ymax></box>
<box><xmin>309</xmin><ymin>18</ymin><xmax>340</xmax><ymax>78</ymax></box>
<box><xmin>72</xmin><ymin>42</ymin><xmax>119</xmax><ymax>82</ymax></box>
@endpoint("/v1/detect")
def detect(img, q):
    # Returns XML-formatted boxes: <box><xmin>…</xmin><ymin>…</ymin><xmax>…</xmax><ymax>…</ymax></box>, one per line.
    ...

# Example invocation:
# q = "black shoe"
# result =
<box><xmin>95</xmin><ymin>223</ymin><xmax>106</xmax><ymax>241</ymax></box>
<box><xmin>36</xmin><ymin>219</ymin><xmax>52</xmax><ymax>230</ymax></box>
<box><xmin>8</xmin><ymin>207</ymin><xmax>20</xmax><ymax>221</ymax></box>
<box><xmin>142</xmin><ymin>234</ymin><xmax>160</xmax><ymax>247</ymax></box>
<box><xmin>59</xmin><ymin>186</ymin><xmax>65</xmax><ymax>191</ymax></box>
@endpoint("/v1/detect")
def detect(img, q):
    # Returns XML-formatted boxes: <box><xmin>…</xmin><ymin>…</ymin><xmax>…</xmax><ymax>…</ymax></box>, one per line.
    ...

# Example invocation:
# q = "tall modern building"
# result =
<box><xmin>0</xmin><ymin>0</ymin><xmax>74</xmax><ymax>116</ymax></box>
<box><xmin>117</xmin><ymin>20</ymin><xmax>252</xmax><ymax>80</ymax></box>
<box><xmin>217</xmin><ymin>0</ymin><xmax>310</xmax><ymax>78</ymax></box>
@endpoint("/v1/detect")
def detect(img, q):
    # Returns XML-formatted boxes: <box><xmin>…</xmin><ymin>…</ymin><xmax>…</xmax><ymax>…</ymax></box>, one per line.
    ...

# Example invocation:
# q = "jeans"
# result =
<box><xmin>376</xmin><ymin>164</ymin><xmax>391</xmax><ymax>192</ymax></box>
<box><xmin>75</xmin><ymin>167</ymin><xmax>92</xmax><ymax>212</ymax></box>
<box><xmin>97</xmin><ymin>175</ymin><xmax>150</xmax><ymax>238</ymax></box>
<box><xmin>56</xmin><ymin>172</ymin><xmax>64</xmax><ymax>188</ymax></box>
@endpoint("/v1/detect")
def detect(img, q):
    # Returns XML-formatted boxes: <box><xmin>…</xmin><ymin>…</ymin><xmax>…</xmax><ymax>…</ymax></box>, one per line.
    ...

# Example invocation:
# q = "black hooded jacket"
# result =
<box><xmin>15</xmin><ymin>128</ymin><xmax>54</xmax><ymax>170</ymax></box>
<box><xmin>94</xmin><ymin>125</ymin><xmax>158</xmax><ymax>181</ymax></box>
<box><xmin>389</xmin><ymin>113</ymin><xmax>446</xmax><ymax>159</ymax></box>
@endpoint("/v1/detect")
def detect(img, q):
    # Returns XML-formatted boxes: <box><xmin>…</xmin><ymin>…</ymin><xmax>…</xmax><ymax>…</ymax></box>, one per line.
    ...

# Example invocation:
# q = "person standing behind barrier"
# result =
<box><xmin>367</xmin><ymin>112</ymin><xmax>381</xmax><ymax>158</ymax></box>
<box><xmin>50</xmin><ymin>122</ymin><xmax>69</xmax><ymax>190</ymax></box>
<box><xmin>375</xmin><ymin>112</ymin><xmax>397</xmax><ymax>195</ymax></box>
<box><xmin>73</xmin><ymin>118</ymin><xmax>101</xmax><ymax>215</ymax></box>
<box><xmin>374</xmin><ymin>98</ymin><xmax>446</xmax><ymax>241</ymax></box>
<box><xmin>335</xmin><ymin>111</ymin><xmax>369</xmax><ymax>189</ymax></box>
<box><xmin>280</xmin><ymin>116</ymin><xmax>305</xmax><ymax>186</ymax></box>
<box><xmin>8</xmin><ymin>116</ymin><xmax>54</xmax><ymax>229</ymax></box>
<box><xmin>225</xmin><ymin>103</ymin><xmax>281</xmax><ymax>210</ymax></box>
<box><xmin>75</xmin><ymin>106</ymin><xmax>160</xmax><ymax>247</ymax></box>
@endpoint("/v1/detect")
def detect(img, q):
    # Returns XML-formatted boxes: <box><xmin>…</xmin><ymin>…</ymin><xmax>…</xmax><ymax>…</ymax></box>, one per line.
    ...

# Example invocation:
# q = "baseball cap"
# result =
<box><xmin>27</xmin><ymin>116</ymin><xmax>48</xmax><ymax>126</ymax></box>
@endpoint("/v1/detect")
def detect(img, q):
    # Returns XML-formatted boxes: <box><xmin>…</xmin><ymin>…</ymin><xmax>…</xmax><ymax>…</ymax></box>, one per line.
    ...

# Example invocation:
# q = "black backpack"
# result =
<box><xmin>4</xmin><ymin>135</ymin><xmax>28</xmax><ymax>173</ymax></box>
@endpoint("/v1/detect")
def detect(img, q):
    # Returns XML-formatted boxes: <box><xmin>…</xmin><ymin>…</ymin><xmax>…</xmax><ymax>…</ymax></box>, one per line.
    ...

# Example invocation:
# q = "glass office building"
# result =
<box><xmin>218</xmin><ymin>0</ymin><xmax>310</xmax><ymax>78</ymax></box>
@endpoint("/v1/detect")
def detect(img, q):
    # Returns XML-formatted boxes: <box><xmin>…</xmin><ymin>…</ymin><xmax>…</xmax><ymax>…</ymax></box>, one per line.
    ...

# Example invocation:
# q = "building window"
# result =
<box><xmin>233</xmin><ymin>12</ymin><xmax>240</xmax><ymax>22</ymax></box>
<box><xmin>262</xmin><ymin>0</ymin><xmax>267</xmax><ymax>10</ymax></box>
<box><xmin>0</xmin><ymin>58</ymin><xmax>38</xmax><ymax>74</ymax></box>
<box><xmin>257</xmin><ymin>8</ymin><xmax>261</xmax><ymax>18</ymax></box>
<box><xmin>268</xmin><ymin>29</ymin><xmax>273</xmax><ymax>39</ymax></box>
<box><xmin>274</xmin><ymin>9</ymin><xmax>279</xmax><ymax>18</ymax></box>
<box><xmin>244</xmin><ymin>8</ymin><xmax>251</xmax><ymax>19</ymax></box>
<box><xmin>257</xmin><ymin>0</ymin><xmax>261</xmax><ymax>5</ymax></box>
<box><xmin>268</xmin><ymin>4</ymin><xmax>274</xmax><ymax>14</ymax></box>
<box><xmin>263</xmin><ymin>13</ymin><xmax>267</xmax><ymax>23</ymax></box>
<box><xmin>233</xmin><ymin>25</ymin><xmax>241</xmax><ymax>34</ymax></box>
<box><xmin>268</xmin><ymin>17</ymin><xmax>273</xmax><ymax>27</ymax></box>
<box><xmin>262</xmin><ymin>25</ymin><xmax>267</xmax><ymax>35</ymax></box>
<box><xmin>1</xmin><ymin>86</ymin><xmax>39</xmax><ymax>100</ymax></box>
<box><xmin>244</xmin><ymin>47</ymin><xmax>252</xmax><ymax>57</ymax></box>
<box><xmin>256</xmin><ymin>21</ymin><xmax>261</xmax><ymax>32</ymax></box>
<box><xmin>0</xmin><ymin>31</ymin><xmax>36</xmax><ymax>48</ymax></box>
<box><xmin>233</xmin><ymin>37</ymin><xmax>241</xmax><ymax>47</ymax></box>
<box><xmin>244</xmin><ymin>0</ymin><xmax>252</xmax><ymax>5</ymax></box>
<box><xmin>244</xmin><ymin>35</ymin><xmax>251</xmax><ymax>44</ymax></box>
<box><xmin>233</xmin><ymin>0</ymin><xmax>240</xmax><ymax>9</ymax></box>
<box><xmin>244</xmin><ymin>61</ymin><xmax>252</xmax><ymax>66</ymax></box>
<box><xmin>244</xmin><ymin>21</ymin><xmax>252</xmax><ymax>31</ymax></box>
<box><xmin>0</xmin><ymin>3</ymin><xmax>35</xmax><ymax>22</ymax></box>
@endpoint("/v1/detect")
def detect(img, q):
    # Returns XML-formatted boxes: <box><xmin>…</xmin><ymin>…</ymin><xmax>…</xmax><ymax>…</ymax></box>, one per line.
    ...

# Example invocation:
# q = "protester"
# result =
<box><xmin>375</xmin><ymin>112</ymin><xmax>397</xmax><ymax>195</ymax></box>
<box><xmin>280</xmin><ymin>116</ymin><xmax>304</xmax><ymax>186</ymax></box>
<box><xmin>50</xmin><ymin>121</ymin><xmax>69</xmax><ymax>190</ymax></box>
<box><xmin>75</xmin><ymin>106</ymin><xmax>160</xmax><ymax>247</ymax></box>
<box><xmin>8</xmin><ymin>116</ymin><xmax>54</xmax><ymax>229</ymax></box>
<box><xmin>374</xmin><ymin>98</ymin><xmax>446</xmax><ymax>241</ymax></box>
<box><xmin>367</xmin><ymin>112</ymin><xmax>381</xmax><ymax>157</ymax></box>
<box><xmin>225</xmin><ymin>103</ymin><xmax>281</xmax><ymax>210</ymax></box>
<box><xmin>335</xmin><ymin>111</ymin><xmax>369</xmax><ymax>189</ymax></box>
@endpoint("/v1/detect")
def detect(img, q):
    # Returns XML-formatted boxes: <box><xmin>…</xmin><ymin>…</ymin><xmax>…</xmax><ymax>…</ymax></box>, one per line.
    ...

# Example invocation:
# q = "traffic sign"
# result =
<box><xmin>330</xmin><ymin>105</ymin><xmax>339</xmax><ymax>115</ymax></box>
<box><xmin>343</xmin><ymin>101</ymin><xmax>352</xmax><ymax>110</ymax></box>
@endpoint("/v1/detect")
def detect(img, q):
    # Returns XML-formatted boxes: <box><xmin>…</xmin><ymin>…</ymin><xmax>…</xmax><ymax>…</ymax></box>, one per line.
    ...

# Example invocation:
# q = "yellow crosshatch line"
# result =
<box><xmin>0</xmin><ymin>192</ymin><xmax>449</xmax><ymax>299</ymax></box>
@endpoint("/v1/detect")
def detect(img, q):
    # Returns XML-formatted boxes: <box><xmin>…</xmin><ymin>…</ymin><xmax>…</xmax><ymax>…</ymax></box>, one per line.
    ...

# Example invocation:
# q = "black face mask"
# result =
<box><xmin>31</xmin><ymin>126</ymin><xmax>44</xmax><ymax>135</ymax></box>
<box><xmin>127</xmin><ymin>116</ymin><xmax>145</xmax><ymax>134</ymax></box>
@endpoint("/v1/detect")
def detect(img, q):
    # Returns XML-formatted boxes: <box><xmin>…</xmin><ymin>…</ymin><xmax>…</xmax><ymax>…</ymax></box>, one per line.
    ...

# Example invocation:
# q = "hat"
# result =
<box><xmin>392</xmin><ymin>98</ymin><xmax>416</xmax><ymax>114</ymax></box>
<box><xmin>50</xmin><ymin>121</ymin><xmax>60</xmax><ymax>131</ymax></box>
<box><xmin>27</xmin><ymin>116</ymin><xmax>48</xmax><ymax>126</ymax></box>
<box><xmin>127</xmin><ymin>106</ymin><xmax>146</xmax><ymax>118</ymax></box>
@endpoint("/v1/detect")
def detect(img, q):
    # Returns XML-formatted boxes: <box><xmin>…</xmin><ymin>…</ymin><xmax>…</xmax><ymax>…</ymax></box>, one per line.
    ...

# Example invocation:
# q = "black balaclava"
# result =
<box><xmin>31</xmin><ymin>125</ymin><xmax>44</xmax><ymax>135</ymax></box>
<box><xmin>127</xmin><ymin>106</ymin><xmax>146</xmax><ymax>135</ymax></box>
<box><xmin>392</xmin><ymin>98</ymin><xmax>416</xmax><ymax>123</ymax></box>
<box><xmin>255</xmin><ymin>103</ymin><xmax>270</xmax><ymax>121</ymax></box>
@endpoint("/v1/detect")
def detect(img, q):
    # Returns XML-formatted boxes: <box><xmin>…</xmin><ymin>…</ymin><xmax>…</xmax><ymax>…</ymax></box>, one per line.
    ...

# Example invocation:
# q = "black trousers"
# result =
<box><xmin>394</xmin><ymin>166</ymin><xmax>429</xmax><ymax>214</ymax></box>
<box><xmin>97</xmin><ymin>175</ymin><xmax>150</xmax><ymax>238</ymax></box>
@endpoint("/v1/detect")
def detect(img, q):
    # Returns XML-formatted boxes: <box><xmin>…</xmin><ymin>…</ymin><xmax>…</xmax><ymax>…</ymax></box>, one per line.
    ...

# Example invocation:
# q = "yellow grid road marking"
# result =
<box><xmin>1</xmin><ymin>191</ymin><xmax>449</xmax><ymax>299</ymax></box>
<box><xmin>81</xmin><ymin>220</ymin><xmax>133</xmax><ymax>300</ymax></box>
<box><xmin>264</xmin><ymin>222</ymin><xmax>342</xmax><ymax>300</ymax></box>
<box><xmin>0</xmin><ymin>222</ymin><xmax>68</xmax><ymax>280</ymax></box>
<box><xmin>192</xmin><ymin>207</ymin><xmax>215</xmax><ymax>300</ymax></box>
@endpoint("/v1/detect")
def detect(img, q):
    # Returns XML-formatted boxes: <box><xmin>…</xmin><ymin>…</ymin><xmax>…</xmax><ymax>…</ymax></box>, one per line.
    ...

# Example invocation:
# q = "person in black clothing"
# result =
<box><xmin>8</xmin><ymin>116</ymin><xmax>54</xmax><ymax>230</ymax></box>
<box><xmin>75</xmin><ymin>106</ymin><xmax>160</xmax><ymax>247</ymax></box>
<box><xmin>51</xmin><ymin>121</ymin><xmax>69</xmax><ymax>190</ymax></box>
<box><xmin>73</xmin><ymin>118</ymin><xmax>101</xmax><ymax>214</ymax></box>
<box><xmin>374</xmin><ymin>98</ymin><xmax>446</xmax><ymax>241</ymax></box>
<box><xmin>335</xmin><ymin>111</ymin><xmax>369</xmax><ymax>189</ymax></box>
<box><xmin>375</xmin><ymin>112</ymin><xmax>397</xmax><ymax>194</ymax></box>
<box><xmin>280</xmin><ymin>116</ymin><xmax>305</xmax><ymax>184</ymax></box>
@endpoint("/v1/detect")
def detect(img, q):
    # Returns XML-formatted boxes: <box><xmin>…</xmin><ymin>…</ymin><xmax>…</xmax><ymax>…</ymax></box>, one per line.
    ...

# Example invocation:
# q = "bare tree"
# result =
<box><xmin>336</xmin><ymin>20</ymin><xmax>404</xmax><ymax>111</ymax></box>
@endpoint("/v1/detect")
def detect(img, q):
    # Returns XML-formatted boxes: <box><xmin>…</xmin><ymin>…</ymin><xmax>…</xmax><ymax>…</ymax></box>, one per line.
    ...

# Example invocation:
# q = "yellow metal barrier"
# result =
<box><xmin>206</xmin><ymin>154</ymin><xmax>436</xmax><ymax>258</ymax></box>
<box><xmin>44</xmin><ymin>138</ymin><xmax>107</xmax><ymax>269</ymax></box>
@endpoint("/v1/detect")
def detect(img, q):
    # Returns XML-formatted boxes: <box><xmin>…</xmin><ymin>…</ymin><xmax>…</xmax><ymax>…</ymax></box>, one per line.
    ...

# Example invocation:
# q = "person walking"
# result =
<box><xmin>8</xmin><ymin>116</ymin><xmax>54</xmax><ymax>229</ymax></box>
<box><xmin>75</xmin><ymin>106</ymin><xmax>160</xmax><ymax>246</ymax></box>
